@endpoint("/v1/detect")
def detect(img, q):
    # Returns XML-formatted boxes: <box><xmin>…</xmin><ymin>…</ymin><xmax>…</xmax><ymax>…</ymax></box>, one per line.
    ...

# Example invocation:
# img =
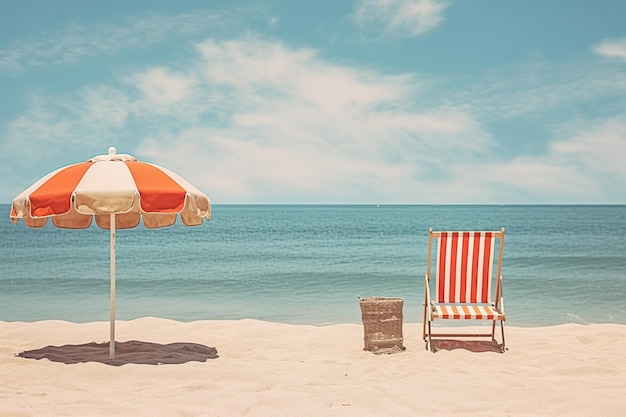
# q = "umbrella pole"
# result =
<box><xmin>109</xmin><ymin>213</ymin><xmax>116</xmax><ymax>358</ymax></box>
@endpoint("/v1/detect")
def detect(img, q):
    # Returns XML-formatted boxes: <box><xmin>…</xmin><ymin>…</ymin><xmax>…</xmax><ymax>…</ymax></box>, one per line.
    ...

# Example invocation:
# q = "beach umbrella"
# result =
<box><xmin>10</xmin><ymin>147</ymin><xmax>211</xmax><ymax>357</ymax></box>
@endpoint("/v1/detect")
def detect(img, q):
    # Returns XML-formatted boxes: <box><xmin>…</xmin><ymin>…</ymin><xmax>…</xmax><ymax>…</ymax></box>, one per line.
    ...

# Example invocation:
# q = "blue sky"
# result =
<box><xmin>1</xmin><ymin>0</ymin><xmax>625</xmax><ymax>204</ymax></box>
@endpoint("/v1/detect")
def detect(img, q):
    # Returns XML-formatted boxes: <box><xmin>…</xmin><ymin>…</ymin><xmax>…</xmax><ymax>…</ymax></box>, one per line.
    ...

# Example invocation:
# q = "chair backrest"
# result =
<box><xmin>427</xmin><ymin>228</ymin><xmax>505</xmax><ymax>304</ymax></box>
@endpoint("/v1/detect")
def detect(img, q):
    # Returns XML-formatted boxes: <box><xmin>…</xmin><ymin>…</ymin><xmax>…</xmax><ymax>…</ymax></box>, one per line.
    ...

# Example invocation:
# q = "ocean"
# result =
<box><xmin>1</xmin><ymin>204</ymin><xmax>625</xmax><ymax>326</ymax></box>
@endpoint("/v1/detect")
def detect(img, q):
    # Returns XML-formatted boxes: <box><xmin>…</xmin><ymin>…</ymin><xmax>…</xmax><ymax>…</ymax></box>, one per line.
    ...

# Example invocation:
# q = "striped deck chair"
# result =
<box><xmin>423</xmin><ymin>228</ymin><xmax>506</xmax><ymax>352</ymax></box>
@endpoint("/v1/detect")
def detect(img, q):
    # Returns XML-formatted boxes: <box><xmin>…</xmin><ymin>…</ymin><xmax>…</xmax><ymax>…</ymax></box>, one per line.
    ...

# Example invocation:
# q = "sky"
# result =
<box><xmin>1</xmin><ymin>0</ymin><xmax>626</xmax><ymax>205</ymax></box>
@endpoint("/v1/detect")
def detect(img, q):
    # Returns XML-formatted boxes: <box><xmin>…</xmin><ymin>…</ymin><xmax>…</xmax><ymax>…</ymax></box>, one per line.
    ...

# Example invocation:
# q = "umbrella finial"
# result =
<box><xmin>90</xmin><ymin>147</ymin><xmax>136</xmax><ymax>162</ymax></box>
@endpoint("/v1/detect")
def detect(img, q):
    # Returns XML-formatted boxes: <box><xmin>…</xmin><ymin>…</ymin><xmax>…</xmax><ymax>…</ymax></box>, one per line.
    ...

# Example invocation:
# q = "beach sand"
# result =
<box><xmin>1</xmin><ymin>318</ymin><xmax>625</xmax><ymax>416</ymax></box>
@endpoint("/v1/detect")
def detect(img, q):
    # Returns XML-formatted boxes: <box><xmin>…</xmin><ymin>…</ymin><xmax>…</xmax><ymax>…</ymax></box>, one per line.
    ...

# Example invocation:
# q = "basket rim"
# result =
<box><xmin>359</xmin><ymin>296</ymin><xmax>404</xmax><ymax>302</ymax></box>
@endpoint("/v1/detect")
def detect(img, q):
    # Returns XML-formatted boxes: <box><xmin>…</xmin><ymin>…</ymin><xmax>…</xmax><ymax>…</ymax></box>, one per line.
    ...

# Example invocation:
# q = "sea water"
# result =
<box><xmin>1</xmin><ymin>204</ymin><xmax>625</xmax><ymax>326</ymax></box>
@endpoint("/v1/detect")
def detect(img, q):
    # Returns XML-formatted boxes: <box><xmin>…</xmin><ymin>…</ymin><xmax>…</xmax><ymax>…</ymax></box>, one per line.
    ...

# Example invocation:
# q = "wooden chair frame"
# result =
<box><xmin>423</xmin><ymin>228</ymin><xmax>506</xmax><ymax>353</ymax></box>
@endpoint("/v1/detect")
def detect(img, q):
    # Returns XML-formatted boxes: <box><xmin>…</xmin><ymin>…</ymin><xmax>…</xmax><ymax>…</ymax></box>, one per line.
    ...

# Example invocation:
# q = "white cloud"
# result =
<box><xmin>472</xmin><ymin>118</ymin><xmax>626</xmax><ymax>203</ymax></box>
<box><xmin>481</xmin><ymin>159</ymin><xmax>598</xmax><ymax>201</ymax></box>
<box><xmin>77</xmin><ymin>86</ymin><xmax>131</xmax><ymax>128</ymax></box>
<box><xmin>593</xmin><ymin>38</ymin><xmax>626</xmax><ymax>61</ymax></box>
<box><xmin>195</xmin><ymin>37</ymin><xmax>418</xmax><ymax>112</ymax></box>
<box><xmin>353</xmin><ymin>0</ymin><xmax>448</xmax><ymax>40</ymax></box>
<box><xmin>130</xmin><ymin>67</ymin><xmax>196</xmax><ymax>109</ymax></box>
<box><xmin>133</xmin><ymin>36</ymin><xmax>491</xmax><ymax>203</ymax></box>
<box><xmin>551</xmin><ymin>119</ymin><xmax>626</xmax><ymax>179</ymax></box>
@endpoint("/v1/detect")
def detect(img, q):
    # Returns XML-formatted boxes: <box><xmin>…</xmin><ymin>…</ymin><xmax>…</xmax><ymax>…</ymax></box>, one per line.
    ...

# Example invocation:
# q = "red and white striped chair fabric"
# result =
<box><xmin>423</xmin><ymin>228</ymin><xmax>506</xmax><ymax>352</ymax></box>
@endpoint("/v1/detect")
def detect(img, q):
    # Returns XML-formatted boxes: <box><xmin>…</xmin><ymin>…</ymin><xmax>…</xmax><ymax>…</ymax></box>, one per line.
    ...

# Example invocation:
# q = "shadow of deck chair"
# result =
<box><xmin>423</xmin><ymin>228</ymin><xmax>506</xmax><ymax>353</ymax></box>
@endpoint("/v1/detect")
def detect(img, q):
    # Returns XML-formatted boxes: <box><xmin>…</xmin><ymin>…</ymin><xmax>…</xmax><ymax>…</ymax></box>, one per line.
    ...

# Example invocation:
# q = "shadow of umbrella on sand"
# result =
<box><xmin>10</xmin><ymin>147</ymin><xmax>211</xmax><ymax>358</ymax></box>
<box><xmin>18</xmin><ymin>340</ymin><xmax>218</xmax><ymax>366</ymax></box>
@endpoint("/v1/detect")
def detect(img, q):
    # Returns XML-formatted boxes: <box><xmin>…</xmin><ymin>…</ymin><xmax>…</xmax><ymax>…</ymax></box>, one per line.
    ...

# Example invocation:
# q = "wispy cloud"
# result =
<box><xmin>352</xmin><ymin>0</ymin><xmax>448</xmax><ymax>40</ymax></box>
<box><xmin>0</xmin><ymin>9</ymin><xmax>243</xmax><ymax>74</ymax></box>
<box><xmin>593</xmin><ymin>38</ymin><xmax>626</xmax><ymax>61</ymax></box>
<box><xmin>439</xmin><ymin>57</ymin><xmax>626</xmax><ymax>122</ymax></box>
<box><xmin>5</xmin><ymin>86</ymin><xmax>132</xmax><ymax>160</ymax></box>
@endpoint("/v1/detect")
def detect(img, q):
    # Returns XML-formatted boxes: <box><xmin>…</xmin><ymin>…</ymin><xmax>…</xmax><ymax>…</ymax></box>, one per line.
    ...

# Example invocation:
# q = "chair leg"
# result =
<box><xmin>427</xmin><ymin>321</ymin><xmax>433</xmax><ymax>352</ymax></box>
<box><xmin>500</xmin><ymin>321</ymin><xmax>506</xmax><ymax>353</ymax></box>
<box><xmin>422</xmin><ymin>305</ymin><xmax>427</xmax><ymax>342</ymax></box>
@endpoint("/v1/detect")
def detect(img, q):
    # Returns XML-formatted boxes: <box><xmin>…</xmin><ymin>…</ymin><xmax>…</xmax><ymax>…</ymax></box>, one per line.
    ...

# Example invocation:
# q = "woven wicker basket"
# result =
<box><xmin>359</xmin><ymin>297</ymin><xmax>405</xmax><ymax>354</ymax></box>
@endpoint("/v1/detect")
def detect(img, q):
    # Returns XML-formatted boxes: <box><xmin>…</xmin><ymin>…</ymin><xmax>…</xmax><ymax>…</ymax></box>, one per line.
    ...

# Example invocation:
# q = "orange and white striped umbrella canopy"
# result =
<box><xmin>10</xmin><ymin>147</ymin><xmax>211</xmax><ymax>229</ymax></box>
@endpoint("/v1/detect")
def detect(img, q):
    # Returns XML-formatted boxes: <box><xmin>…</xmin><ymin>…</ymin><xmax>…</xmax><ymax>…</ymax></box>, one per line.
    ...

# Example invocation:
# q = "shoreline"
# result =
<box><xmin>2</xmin><ymin>318</ymin><xmax>625</xmax><ymax>416</ymax></box>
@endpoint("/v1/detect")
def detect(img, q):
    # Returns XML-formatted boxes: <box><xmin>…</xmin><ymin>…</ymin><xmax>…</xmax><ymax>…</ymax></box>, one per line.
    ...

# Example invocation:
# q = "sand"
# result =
<box><xmin>1</xmin><ymin>318</ymin><xmax>625</xmax><ymax>416</ymax></box>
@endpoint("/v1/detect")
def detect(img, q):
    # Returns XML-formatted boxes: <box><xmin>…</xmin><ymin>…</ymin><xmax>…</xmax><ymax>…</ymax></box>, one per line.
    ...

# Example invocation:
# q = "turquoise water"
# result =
<box><xmin>1</xmin><ymin>204</ymin><xmax>625</xmax><ymax>326</ymax></box>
